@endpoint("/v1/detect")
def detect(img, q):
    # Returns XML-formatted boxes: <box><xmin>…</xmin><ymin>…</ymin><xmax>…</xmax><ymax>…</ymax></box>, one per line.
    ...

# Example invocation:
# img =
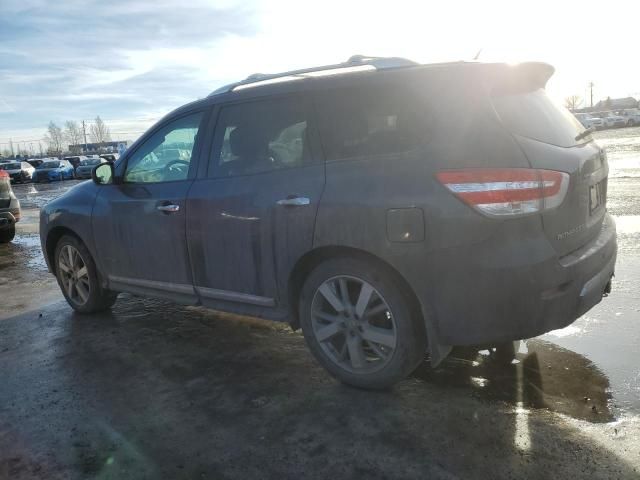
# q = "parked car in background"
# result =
<box><xmin>63</xmin><ymin>156</ymin><xmax>88</xmax><ymax>170</ymax></box>
<box><xmin>574</xmin><ymin>113</ymin><xmax>604</xmax><ymax>130</ymax></box>
<box><xmin>39</xmin><ymin>58</ymin><xmax>617</xmax><ymax>389</ymax></box>
<box><xmin>32</xmin><ymin>159</ymin><xmax>75</xmax><ymax>183</ymax></box>
<box><xmin>593</xmin><ymin>111</ymin><xmax>626</xmax><ymax>129</ymax></box>
<box><xmin>100</xmin><ymin>153</ymin><xmax>120</xmax><ymax>163</ymax></box>
<box><xmin>26</xmin><ymin>158</ymin><xmax>44</xmax><ymax>168</ymax></box>
<box><xmin>0</xmin><ymin>161</ymin><xmax>35</xmax><ymax>183</ymax></box>
<box><xmin>615</xmin><ymin>109</ymin><xmax>640</xmax><ymax>127</ymax></box>
<box><xmin>0</xmin><ymin>170</ymin><xmax>20</xmax><ymax>243</ymax></box>
<box><xmin>74</xmin><ymin>157</ymin><xmax>107</xmax><ymax>179</ymax></box>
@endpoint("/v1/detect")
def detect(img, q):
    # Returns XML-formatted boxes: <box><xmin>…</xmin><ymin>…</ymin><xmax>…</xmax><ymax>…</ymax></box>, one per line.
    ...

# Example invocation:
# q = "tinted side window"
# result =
<box><xmin>315</xmin><ymin>85</ymin><xmax>427</xmax><ymax>161</ymax></box>
<box><xmin>125</xmin><ymin>112</ymin><xmax>203</xmax><ymax>183</ymax></box>
<box><xmin>209</xmin><ymin>97</ymin><xmax>311</xmax><ymax>178</ymax></box>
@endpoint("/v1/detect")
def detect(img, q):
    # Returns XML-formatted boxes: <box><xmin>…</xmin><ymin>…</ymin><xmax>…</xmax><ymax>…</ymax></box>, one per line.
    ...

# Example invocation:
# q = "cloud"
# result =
<box><xmin>0</xmin><ymin>0</ymin><xmax>256</xmax><ymax>140</ymax></box>
<box><xmin>0</xmin><ymin>98</ymin><xmax>15</xmax><ymax>114</ymax></box>
<box><xmin>1</xmin><ymin>0</ymin><xmax>639</xmax><ymax>146</ymax></box>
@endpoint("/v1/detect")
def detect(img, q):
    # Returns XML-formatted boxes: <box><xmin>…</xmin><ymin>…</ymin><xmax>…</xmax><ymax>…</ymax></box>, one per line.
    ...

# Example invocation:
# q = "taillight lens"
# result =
<box><xmin>0</xmin><ymin>170</ymin><xmax>8</xmax><ymax>180</ymax></box>
<box><xmin>436</xmin><ymin>168</ymin><xmax>570</xmax><ymax>217</ymax></box>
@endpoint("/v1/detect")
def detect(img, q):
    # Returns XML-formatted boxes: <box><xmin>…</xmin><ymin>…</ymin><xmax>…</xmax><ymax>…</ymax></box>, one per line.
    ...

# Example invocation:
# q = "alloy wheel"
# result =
<box><xmin>58</xmin><ymin>245</ymin><xmax>91</xmax><ymax>305</ymax></box>
<box><xmin>311</xmin><ymin>275</ymin><xmax>397</xmax><ymax>373</ymax></box>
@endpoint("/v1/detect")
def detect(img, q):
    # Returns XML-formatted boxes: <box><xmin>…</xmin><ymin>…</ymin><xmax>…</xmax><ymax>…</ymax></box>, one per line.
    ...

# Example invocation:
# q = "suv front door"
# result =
<box><xmin>92</xmin><ymin>111</ymin><xmax>206</xmax><ymax>303</ymax></box>
<box><xmin>187</xmin><ymin>95</ymin><xmax>324</xmax><ymax>312</ymax></box>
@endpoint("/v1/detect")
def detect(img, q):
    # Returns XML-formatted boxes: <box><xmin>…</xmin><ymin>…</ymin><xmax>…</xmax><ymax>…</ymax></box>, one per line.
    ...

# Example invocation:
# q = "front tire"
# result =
<box><xmin>0</xmin><ymin>225</ymin><xmax>16</xmax><ymax>243</ymax></box>
<box><xmin>299</xmin><ymin>257</ymin><xmax>426</xmax><ymax>389</ymax></box>
<box><xmin>54</xmin><ymin>235</ymin><xmax>118</xmax><ymax>313</ymax></box>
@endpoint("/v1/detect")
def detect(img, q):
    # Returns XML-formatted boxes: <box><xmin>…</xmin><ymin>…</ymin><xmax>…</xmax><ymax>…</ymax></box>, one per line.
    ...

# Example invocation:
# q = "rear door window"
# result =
<box><xmin>492</xmin><ymin>89</ymin><xmax>587</xmax><ymax>147</ymax></box>
<box><xmin>209</xmin><ymin>96</ymin><xmax>313</xmax><ymax>177</ymax></box>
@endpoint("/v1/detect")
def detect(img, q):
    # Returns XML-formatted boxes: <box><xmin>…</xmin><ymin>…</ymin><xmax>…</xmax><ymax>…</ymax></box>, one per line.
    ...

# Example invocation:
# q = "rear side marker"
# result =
<box><xmin>436</xmin><ymin>168</ymin><xmax>570</xmax><ymax>217</ymax></box>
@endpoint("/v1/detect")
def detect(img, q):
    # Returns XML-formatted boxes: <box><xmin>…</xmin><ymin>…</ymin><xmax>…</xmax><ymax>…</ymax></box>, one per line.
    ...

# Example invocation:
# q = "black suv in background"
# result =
<box><xmin>40</xmin><ymin>56</ymin><xmax>616</xmax><ymax>389</ymax></box>
<box><xmin>0</xmin><ymin>170</ymin><xmax>20</xmax><ymax>243</ymax></box>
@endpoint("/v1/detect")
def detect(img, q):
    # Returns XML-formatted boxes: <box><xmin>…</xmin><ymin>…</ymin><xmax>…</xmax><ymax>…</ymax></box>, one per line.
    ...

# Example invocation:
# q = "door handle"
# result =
<box><xmin>157</xmin><ymin>204</ymin><xmax>180</xmax><ymax>213</ymax></box>
<box><xmin>276</xmin><ymin>196</ymin><xmax>310</xmax><ymax>207</ymax></box>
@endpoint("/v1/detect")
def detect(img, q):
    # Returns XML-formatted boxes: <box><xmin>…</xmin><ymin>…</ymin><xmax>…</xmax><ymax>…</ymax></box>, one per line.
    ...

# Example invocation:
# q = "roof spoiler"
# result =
<box><xmin>487</xmin><ymin>62</ymin><xmax>555</xmax><ymax>94</ymax></box>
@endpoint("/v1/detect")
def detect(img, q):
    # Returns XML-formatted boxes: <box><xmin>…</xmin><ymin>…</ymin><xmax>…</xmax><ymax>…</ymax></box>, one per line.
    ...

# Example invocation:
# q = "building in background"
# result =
<box><xmin>594</xmin><ymin>97</ymin><xmax>639</xmax><ymax>110</ymax></box>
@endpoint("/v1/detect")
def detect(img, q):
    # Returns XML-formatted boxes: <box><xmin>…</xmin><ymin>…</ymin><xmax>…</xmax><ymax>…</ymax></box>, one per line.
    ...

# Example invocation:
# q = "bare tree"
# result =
<box><xmin>43</xmin><ymin>121</ymin><xmax>64</xmax><ymax>154</ymax></box>
<box><xmin>89</xmin><ymin>116</ymin><xmax>111</xmax><ymax>149</ymax></box>
<box><xmin>64</xmin><ymin>120</ymin><xmax>83</xmax><ymax>153</ymax></box>
<box><xmin>564</xmin><ymin>95</ymin><xmax>583</xmax><ymax>111</ymax></box>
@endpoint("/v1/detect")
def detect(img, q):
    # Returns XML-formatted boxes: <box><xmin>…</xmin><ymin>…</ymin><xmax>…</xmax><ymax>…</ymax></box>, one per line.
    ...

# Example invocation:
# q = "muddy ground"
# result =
<box><xmin>1</xmin><ymin>141</ymin><xmax>640</xmax><ymax>478</ymax></box>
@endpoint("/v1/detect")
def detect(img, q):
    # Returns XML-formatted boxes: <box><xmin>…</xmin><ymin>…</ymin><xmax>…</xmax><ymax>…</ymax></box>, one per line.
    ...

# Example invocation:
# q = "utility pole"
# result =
<box><xmin>82</xmin><ymin>120</ymin><xmax>88</xmax><ymax>153</ymax></box>
<box><xmin>589</xmin><ymin>82</ymin><xmax>594</xmax><ymax>108</ymax></box>
<box><xmin>38</xmin><ymin>141</ymin><xmax>43</xmax><ymax>157</ymax></box>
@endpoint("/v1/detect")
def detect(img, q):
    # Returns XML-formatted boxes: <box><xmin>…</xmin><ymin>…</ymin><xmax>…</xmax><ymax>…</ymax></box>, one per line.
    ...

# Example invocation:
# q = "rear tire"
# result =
<box><xmin>0</xmin><ymin>225</ymin><xmax>16</xmax><ymax>243</ymax></box>
<box><xmin>54</xmin><ymin>235</ymin><xmax>118</xmax><ymax>313</ymax></box>
<box><xmin>299</xmin><ymin>257</ymin><xmax>426</xmax><ymax>389</ymax></box>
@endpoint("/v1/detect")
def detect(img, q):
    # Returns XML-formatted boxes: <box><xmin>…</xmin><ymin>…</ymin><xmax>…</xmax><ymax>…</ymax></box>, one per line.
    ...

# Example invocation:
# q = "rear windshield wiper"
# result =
<box><xmin>575</xmin><ymin>128</ymin><xmax>593</xmax><ymax>142</ymax></box>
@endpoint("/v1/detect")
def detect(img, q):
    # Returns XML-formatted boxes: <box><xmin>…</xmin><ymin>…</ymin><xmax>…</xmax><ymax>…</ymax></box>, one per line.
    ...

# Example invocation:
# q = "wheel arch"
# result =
<box><xmin>45</xmin><ymin>226</ymin><xmax>83</xmax><ymax>275</ymax></box>
<box><xmin>287</xmin><ymin>245</ymin><xmax>425</xmax><ymax>335</ymax></box>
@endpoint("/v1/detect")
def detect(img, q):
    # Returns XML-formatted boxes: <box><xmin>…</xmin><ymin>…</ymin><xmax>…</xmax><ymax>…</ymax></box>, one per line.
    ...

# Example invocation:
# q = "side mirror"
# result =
<box><xmin>92</xmin><ymin>163</ymin><xmax>114</xmax><ymax>185</ymax></box>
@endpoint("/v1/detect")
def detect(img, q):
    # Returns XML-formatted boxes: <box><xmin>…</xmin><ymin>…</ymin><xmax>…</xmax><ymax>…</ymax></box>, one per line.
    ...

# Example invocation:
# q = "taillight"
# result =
<box><xmin>436</xmin><ymin>168</ymin><xmax>570</xmax><ymax>217</ymax></box>
<box><xmin>0</xmin><ymin>170</ymin><xmax>8</xmax><ymax>180</ymax></box>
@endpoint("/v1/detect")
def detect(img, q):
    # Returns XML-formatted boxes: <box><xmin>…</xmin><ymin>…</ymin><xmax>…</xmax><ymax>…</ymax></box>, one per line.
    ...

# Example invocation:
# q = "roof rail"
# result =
<box><xmin>208</xmin><ymin>55</ymin><xmax>418</xmax><ymax>96</ymax></box>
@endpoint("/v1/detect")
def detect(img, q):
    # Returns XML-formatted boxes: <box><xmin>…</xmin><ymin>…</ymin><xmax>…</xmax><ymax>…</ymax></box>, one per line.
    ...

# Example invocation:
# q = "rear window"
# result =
<box><xmin>492</xmin><ymin>89</ymin><xmax>587</xmax><ymax>147</ymax></box>
<box><xmin>0</xmin><ymin>163</ymin><xmax>20</xmax><ymax>170</ymax></box>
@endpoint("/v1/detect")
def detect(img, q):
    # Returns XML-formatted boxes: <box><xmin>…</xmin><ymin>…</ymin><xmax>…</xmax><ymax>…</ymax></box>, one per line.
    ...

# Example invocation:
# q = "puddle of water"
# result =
<box><xmin>0</xmin><ymin>233</ymin><xmax>47</xmax><ymax>270</ymax></box>
<box><xmin>413</xmin><ymin>340</ymin><xmax>614</xmax><ymax>423</ymax></box>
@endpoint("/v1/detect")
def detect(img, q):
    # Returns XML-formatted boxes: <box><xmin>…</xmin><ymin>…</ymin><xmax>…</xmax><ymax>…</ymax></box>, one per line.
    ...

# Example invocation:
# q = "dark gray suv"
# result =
<box><xmin>39</xmin><ymin>56</ymin><xmax>617</xmax><ymax>389</ymax></box>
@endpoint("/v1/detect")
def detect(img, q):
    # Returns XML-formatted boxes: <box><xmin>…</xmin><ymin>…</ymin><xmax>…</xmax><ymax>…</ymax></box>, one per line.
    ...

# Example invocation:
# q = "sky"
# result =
<box><xmin>1</xmin><ymin>0</ymin><xmax>639</xmax><ymax>153</ymax></box>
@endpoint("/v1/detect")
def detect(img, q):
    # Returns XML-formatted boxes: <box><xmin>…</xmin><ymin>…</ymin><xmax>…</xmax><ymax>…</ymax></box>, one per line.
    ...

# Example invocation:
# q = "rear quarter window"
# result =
<box><xmin>314</xmin><ymin>85</ymin><xmax>430</xmax><ymax>161</ymax></box>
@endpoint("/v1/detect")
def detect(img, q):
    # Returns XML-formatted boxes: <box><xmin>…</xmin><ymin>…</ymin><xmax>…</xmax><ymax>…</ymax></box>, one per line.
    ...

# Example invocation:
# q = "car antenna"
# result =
<box><xmin>473</xmin><ymin>49</ymin><xmax>482</xmax><ymax>61</ymax></box>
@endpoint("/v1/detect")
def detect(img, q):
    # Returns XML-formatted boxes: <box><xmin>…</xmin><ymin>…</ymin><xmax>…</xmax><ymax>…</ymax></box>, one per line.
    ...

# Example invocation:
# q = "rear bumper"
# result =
<box><xmin>423</xmin><ymin>213</ymin><xmax>617</xmax><ymax>345</ymax></box>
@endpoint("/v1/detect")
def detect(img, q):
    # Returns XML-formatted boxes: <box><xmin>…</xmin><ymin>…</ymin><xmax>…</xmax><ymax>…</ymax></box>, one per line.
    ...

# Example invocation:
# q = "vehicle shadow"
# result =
<box><xmin>0</xmin><ymin>297</ymin><xmax>636</xmax><ymax>479</ymax></box>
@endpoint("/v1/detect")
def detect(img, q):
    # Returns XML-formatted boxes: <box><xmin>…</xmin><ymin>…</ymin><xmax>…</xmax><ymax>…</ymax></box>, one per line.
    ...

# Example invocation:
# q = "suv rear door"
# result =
<box><xmin>186</xmin><ymin>94</ymin><xmax>324</xmax><ymax>311</ymax></box>
<box><xmin>491</xmin><ymin>84</ymin><xmax>608</xmax><ymax>256</ymax></box>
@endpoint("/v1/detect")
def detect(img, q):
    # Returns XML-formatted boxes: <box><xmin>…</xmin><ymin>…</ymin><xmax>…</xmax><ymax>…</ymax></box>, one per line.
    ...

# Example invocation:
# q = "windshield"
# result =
<box><xmin>39</xmin><ymin>161</ymin><xmax>60</xmax><ymax>169</ymax></box>
<box><xmin>0</xmin><ymin>163</ymin><xmax>20</xmax><ymax>170</ymax></box>
<box><xmin>492</xmin><ymin>88</ymin><xmax>588</xmax><ymax>147</ymax></box>
<box><xmin>79</xmin><ymin>159</ymin><xmax>101</xmax><ymax>166</ymax></box>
